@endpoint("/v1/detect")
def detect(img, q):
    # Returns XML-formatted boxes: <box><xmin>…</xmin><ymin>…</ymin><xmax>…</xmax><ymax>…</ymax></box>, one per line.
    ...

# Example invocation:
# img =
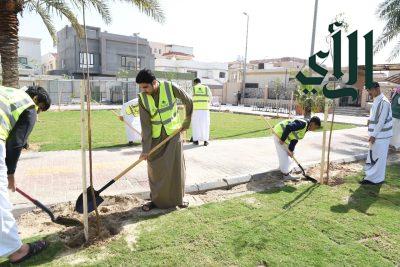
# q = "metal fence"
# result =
<box><xmin>19</xmin><ymin>78</ymin><xmax>193</xmax><ymax>106</ymax></box>
<box><xmin>251</xmin><ymin>99</ymin><xmax>296</xmax><ymax>115</ymax></box>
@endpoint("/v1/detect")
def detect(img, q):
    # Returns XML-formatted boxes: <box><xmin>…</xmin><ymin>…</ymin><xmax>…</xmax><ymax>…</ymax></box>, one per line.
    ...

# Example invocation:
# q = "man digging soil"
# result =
<box><xmin>136</xmin><ymin>69</ymin><xmax>193</xmax><ymax>211</ymax></box>
<box><xmin>0</xmin><ymin>86</ymin><xmax>51</xmax><ymax>264</ymax></box>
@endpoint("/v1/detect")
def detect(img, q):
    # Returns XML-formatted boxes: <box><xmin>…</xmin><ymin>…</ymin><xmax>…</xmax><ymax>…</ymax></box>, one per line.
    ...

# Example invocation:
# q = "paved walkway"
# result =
<box><xmin>10</xmin><ymin>127</ymin><xmax>370</xmax><ymax>209</ymax></box>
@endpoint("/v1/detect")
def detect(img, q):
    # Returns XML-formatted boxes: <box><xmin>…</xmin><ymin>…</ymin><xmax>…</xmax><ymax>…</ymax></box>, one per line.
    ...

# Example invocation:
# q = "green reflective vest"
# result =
<box><xmin>274</xmin><ymin>119</ymin><xmax>307</xmax><ymax>145</ymax></box>
<box><xmin>192</xmin><ymin>84</ymin><xmax>210</xmax><ymax>110</ymax></box>
<box><xmin>139</xmin><ymin>81</ymin><xmax>180</xmax><ymax>138</ymax></box>
<box><xmin>392</xmin><ymin>93</ymin><xmax>400</xmax><ymax>119</ymax></box>
<box><xmin>0</xmin><ymin>86</ymin><xmax>35</xmax><ymax>141</ymax></box>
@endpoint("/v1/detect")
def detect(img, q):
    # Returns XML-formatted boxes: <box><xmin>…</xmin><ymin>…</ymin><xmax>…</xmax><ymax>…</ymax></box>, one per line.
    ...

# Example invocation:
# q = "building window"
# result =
<box><xmin>245</xmin><ymin>83</ymin><xmax>258</xmax><ymax>88</ymax></box>
<box><xmin>187</xmin><ymin>70</ymin><xmax>197</xmax><ymax>78</ymax></box>
<box><xmin>219</xmin><ymin>72</ymin><xmax>226</xmax><ymax>78</ymax></box>
<box><xmin>18</xmin><ymin>57</ymin><xmax>28</xmax><ymax>65</ymax></box>
<box><xmin>121</xmin><ymin>56</ymin><xmax>140</xmax><ymax>70</ymax></box>
<box><xmin>258</xmin><ymin>63</ymin><xmax>264</xmax><ymax>69</ymax></box>
<box><xmin>79</xmin><ymin>52</ymin><xmax>94</xmax><ymax>68</ymax></box>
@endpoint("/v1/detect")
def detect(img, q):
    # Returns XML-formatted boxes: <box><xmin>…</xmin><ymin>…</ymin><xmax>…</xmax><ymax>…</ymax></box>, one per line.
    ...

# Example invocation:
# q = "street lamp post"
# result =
<box><xmin>134</xmin><ymin>32</ymin><xmax>140</xmax><ymax>71</ymax></box>
<box><xmin>242</xmin><ymin>12</ymin><xmax>249</xmax><ymax>103</ymax></box>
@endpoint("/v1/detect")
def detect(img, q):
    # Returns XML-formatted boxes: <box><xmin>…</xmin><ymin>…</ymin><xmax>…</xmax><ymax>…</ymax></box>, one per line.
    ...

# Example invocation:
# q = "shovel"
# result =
<box><xmin>16</xmin><ymin>188</ymin><xmax>82</xmax><ymax>227</ymax></box>
<box><xmin>262</xmin><ymin>116</ymin><xmax>318</xmax><ymax>183</ymax></box>
<box><xmin>75</xmin><ymin>127</ymin><xmax>183</xmax><ymax>214</ymax></box>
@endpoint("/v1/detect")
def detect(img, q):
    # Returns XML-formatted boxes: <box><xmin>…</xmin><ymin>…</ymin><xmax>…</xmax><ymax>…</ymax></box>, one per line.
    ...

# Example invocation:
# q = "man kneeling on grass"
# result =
<box><xmin>273</xmin><ymin>116</ymin><xmax>321</xmax><ymax>180</ymax></box>
<box><xmin>0</xmin><ymin>86</ymin><xmax>51</xmax><ymax>264</ymax></box>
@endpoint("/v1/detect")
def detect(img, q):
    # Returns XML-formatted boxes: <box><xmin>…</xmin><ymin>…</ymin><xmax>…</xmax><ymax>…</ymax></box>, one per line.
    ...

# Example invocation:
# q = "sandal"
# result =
<box><xmin>178</xmin><ymin>201</ymin><xmax>189</xmax><ymax>209</ymax></box>
<box><xmin>10</xmin><ymin>240</ymin><xmax>48</xmax><ymax>264</ymax></box>
<box><xmin>141</xmin><ymin>202</ymin><xmax>156</xmax><ymax>212</ymax></box>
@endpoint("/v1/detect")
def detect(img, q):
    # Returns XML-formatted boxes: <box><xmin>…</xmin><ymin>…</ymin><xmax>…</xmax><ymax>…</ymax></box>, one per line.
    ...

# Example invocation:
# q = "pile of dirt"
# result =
<box><xmin>305</xmin><ymin>162</ymin><xmax>364</xmax><ymax>186</ymax></box>
<box><xmin>17</xmin><ymin>195</ymin><xmax>145</xmax><ymax>248</ymax></box>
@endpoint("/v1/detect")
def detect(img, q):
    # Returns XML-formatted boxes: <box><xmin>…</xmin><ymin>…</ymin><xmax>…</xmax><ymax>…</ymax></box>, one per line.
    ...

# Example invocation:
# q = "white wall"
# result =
<box><xmin>166</xmin><ymin>45</ymin><xmax>193</xmax><ymax>55</ymax></box>
<box><xmin>155</xmin><ymin>58</ymin><xmax>228</xmax><ymax>83</ymax></box>
<box><xmin>18</xmin><ymin>36</ymin><xmax>41</xmax><ymax>74</ymax></box>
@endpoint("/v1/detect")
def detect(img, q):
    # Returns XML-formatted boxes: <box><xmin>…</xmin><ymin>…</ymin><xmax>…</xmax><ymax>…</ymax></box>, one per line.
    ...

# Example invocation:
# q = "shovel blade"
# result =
<box><xmin>304</xmin><ymin>175</ymin><xmax>318</xmax><ymax>183</ymax></box>
<box><xmin>74</xmin><ymin>187</ymin><xmax>104</xmax><ymax>214</ymax></box>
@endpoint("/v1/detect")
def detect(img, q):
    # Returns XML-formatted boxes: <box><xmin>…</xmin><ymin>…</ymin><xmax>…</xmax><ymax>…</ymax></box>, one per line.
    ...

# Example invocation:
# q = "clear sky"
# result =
<box><xmin>19</xmin><ymin>0</ymin><xmax>396</xmax><ymax>65</ymax></box>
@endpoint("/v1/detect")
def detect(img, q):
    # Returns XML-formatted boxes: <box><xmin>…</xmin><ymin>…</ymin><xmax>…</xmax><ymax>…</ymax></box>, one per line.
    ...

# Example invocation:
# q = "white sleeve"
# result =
<box><xmin>372</xmin><ymin>102</ymin><xmax>390</xmax><ymax>137</ymax></box>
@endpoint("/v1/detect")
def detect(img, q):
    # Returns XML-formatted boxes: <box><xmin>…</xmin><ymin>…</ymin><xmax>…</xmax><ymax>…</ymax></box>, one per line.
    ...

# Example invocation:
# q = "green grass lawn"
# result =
<box><xmin>29</xmin><ymin>110</ymin><xmax>356</xmax><ymax>152</ymax></box>
<box><xmin>2</xmin><ymin>163</ymin><xmax>399</xmax><ymax>266</ymax></box>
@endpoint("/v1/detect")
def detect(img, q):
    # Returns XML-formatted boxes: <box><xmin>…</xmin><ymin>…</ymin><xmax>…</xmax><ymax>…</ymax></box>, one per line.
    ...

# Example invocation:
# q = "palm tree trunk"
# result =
<box><xmin>0</xmin><ymin>1</ymin><xmax>22</xmax><ymax>88</ymax></box>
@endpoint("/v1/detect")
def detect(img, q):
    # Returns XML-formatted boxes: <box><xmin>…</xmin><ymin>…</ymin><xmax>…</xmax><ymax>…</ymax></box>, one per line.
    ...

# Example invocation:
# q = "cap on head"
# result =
<box><xmin>366</xmin><ymin>81</ymin><xmax>380</xmax><ymax>90</ymax></box>
<box><xmin>193</xmin><ymin>78</ymin><xmax>201</xmax><ymax>84</ymax></box>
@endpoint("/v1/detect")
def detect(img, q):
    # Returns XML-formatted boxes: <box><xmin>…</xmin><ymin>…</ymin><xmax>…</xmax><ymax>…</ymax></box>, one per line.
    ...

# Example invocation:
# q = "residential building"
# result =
<box><xmin>56</xmin><ymin>26</ymin><xmax>154</xmax><ymax>77</ymax></box>
<box><xmin>18</xmin><ymin>36</ymin><xmax>42</xmax><ymax>76</ymax></box>
<box><xmin>41</xmin><ymin>53</ymin><xmax>57</xmax><ymax>74</ymax></box>
<box><xmin>149</xmin><ymin>42</ymin><xmax>194</xmax><ymax>60</ymax></box>
<box><xmin>156</xmin><ymin>59</ymin><xmax>227</xmax><ymax>84</ymax></box>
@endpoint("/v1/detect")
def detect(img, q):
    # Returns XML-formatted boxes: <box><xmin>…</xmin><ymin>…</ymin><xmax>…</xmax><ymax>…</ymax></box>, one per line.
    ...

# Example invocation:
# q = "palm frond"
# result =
<box><xmin>387</xmin><ymin>39</ymin><xmax>400</xmax><ymax>61</ymax></box>
<box><xmin>33</xmin><ymin>1</ymin><xmax>57</xmax><ymax>45</ymax></box>
<box><xmin>70</xmin><ymin>0</ymin><xmax>112</xmax><ymax>24</ymax></box>
<box><xmin>124</xmin><ymin>0</ymin><xmax>165</xmax><ymax>23</ymax></box>
<box><xmin>374</xmin><ymin>0</ymin><xmax>400</xmax><ymax>54</ymax></box>
<box><xmin>374</xmin><ymin>30</ymin><xmax>398</xmax><ymax>53</ymax></box>
<box><xmin>86</xmin><ymin>0</ymin><xmax>112</xmax><ymax>24</ymax></box>
<box><xmin>38</xmin><ymin>0</ymin><xmax>84</xmax><ymax>37</ymax></box>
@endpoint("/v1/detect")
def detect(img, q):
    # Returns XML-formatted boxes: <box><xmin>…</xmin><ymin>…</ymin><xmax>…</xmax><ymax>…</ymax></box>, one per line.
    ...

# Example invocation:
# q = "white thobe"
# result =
<box><xmin>192</xmin><ymin>87</ymin><xmax>212</xmax><ymax>142</ymax></box>
<box><xmin>390</xmin><ymin>95</ymin><xmax>400</xmax><ymax>149</ymax></box>
<box><xmin>365</xmin><ymin>93</ymin><xmax>393</xmax><ymax>183</ymax></box>
<box><xmin>0</xmin><ymin>141</ymin><xmax>22</xmax><ymax>257</ymax></box>
<box><xmin>192</xmin><ymin>110</ymin><xmax>210</xmax><ymax>142</ymax></box>
<box><xmin>273</xmin><ymin>135</ymin><xmax>293</xmax><ymax>174</ymax></box>
<box><xmin>121</xmin><ymin>99</ymin><xmax>141</xmax><ymax>143</ymax></box>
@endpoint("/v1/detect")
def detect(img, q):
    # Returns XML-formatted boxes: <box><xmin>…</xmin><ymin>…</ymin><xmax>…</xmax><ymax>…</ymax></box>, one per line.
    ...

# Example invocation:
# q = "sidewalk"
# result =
<box><xmin>10</xmin><ymin>127</ymin><xmax>370</xmax><ymax>210</ymax></box>
<box><xmin>211</xmin><ymin>105</ymin><xmax>369</xmax><ymax>126</ymax></box>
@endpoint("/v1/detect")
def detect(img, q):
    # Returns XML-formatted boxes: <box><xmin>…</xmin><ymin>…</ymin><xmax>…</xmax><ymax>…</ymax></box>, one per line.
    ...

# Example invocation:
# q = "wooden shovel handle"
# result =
<box><xmin>110</xmin><ymin>109</ymin><xmax>142</xmax><ymax>136</ymax></box>
<box><xmin>113</xmin><ymin>127</ymin><xmax>182</xmax><ymax>182</ymax></box>
<box><xmin>261</xmin><ymin>116</ymin><xmax>301</xmax><ymax>165</ymax></box>
<box><xmin>92</xmin><ymin>99</ymin><xmax>142</xmax><ymax>136</ymax></box>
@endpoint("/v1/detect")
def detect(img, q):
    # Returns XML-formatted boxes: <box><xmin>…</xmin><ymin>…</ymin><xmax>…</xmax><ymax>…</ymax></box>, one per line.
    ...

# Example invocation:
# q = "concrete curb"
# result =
<box><xmin>12</xmin><ymin>153</ymin><xmax>369</xmax><ymax>218</ymax></box>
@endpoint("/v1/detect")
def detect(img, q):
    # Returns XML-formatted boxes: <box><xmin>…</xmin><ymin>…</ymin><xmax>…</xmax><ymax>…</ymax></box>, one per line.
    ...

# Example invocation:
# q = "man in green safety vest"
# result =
<box><xmin>273</xmin><ymin>116</ymin><xmax>321</xmax><ymax>180</ymax></box>
<box><xmin>136</xmin><ymin>69</ymin><xmax>193</xmax><ymax>211</ymax></box>
<box><xmin>191</xmin><ymin>78</ymin><xmax>212</xmax><ymax>146</ymax></box>
<box><xmin>0</xmin><ymin>86</ymin><xmax>51</xmax><ymax>264</ymax></box>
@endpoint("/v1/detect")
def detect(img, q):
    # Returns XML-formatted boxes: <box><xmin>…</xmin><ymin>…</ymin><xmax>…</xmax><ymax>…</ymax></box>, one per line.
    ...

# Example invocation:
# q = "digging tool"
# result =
<box><xmin>365</xmin><ymin>142</ymin><xmax>379</xmax><ymax>171</ymax></box>
<box><xmin>75</xmin><ymin>127</ymin><xmax>183</xmax><ymax>214</ymax></box>
<box><xmin>16</xmin><ymin>188</ymin><xmax>82</xmax><ymax>227</ymax></box>
<box><xmin>262</xmin><ymin>116</ymin><xmax>318</xmax><ymax>183</ymax></box>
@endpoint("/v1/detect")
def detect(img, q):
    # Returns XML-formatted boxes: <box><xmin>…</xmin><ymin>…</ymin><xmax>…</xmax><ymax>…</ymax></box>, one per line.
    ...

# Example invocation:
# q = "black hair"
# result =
<box><xmin>368</xmin><ymin>81</ymin><xmax>380</xmax><ymax>90</ymax></box>
<box><xmin>136</xmin><ymin>68</ymin><xmax>156</xmax><ymax>84</ymax></box>
<box><xmin>310</xmin><ymin>116</ymin><xmax>321</xmax><ymax>127</ymax></box>
<box><xmin>193</xmin><ymin>78</ymin><xmax>201</xmax><ymax>84</ymax></box>
<box><xmin>26</xmin><ymin>86</ymin><xmax>51</xmax><ymax>111</ymax></box>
